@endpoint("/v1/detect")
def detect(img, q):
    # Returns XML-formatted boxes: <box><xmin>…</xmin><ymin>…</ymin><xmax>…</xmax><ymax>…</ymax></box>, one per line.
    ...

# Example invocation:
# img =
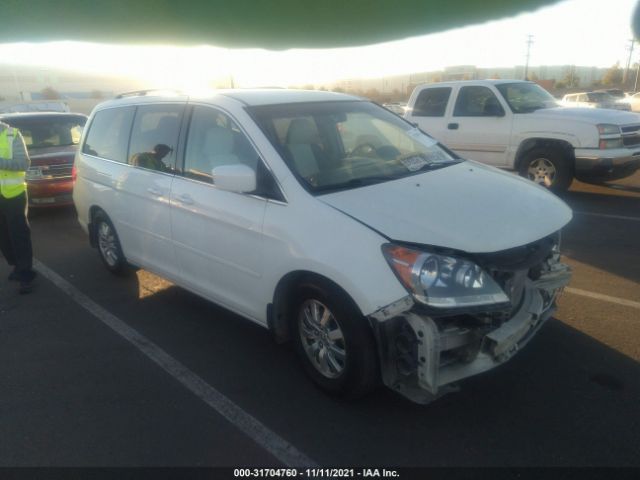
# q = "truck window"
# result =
<box><xmin>412</xmin><ymin>87</ymin><xmax>451</xmax><ymax>117</ymax></box>
<box><xmin>453</xmin><ymin>86</ymin><xmax>504</xmax><ymax>117</ymax></box>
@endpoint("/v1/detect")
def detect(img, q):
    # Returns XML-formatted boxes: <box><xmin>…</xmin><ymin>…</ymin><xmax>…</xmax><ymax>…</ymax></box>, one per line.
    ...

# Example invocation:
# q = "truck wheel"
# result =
<box><xmin>519</xmin><ymin>147</ymin><xmax>573</xmax><ymax>192</ymax></box>
<box><xmin>94</xmin><ymin>211</ymin><xmax>130</xmax><ymax>275</ymax></box>
<box><xmin>290</xmin><ymin>282</ymin><xmax>379</xmax><ymax>399</ymax></box>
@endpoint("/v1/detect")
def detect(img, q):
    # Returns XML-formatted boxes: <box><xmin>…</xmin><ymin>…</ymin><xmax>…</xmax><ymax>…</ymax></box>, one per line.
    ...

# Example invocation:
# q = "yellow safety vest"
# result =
<box><xmin>0</xmin><ymin>127</ymin><xmax>27</xmax><ymax>199</ymax></box>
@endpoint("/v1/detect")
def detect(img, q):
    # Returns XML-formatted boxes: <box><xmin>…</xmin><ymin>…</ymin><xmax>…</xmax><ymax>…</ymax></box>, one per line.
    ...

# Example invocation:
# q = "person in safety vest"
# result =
<box><xmin>0</xmin><ymin>121</ymin><xmax>36</xmax><ymax>294</ymax></box>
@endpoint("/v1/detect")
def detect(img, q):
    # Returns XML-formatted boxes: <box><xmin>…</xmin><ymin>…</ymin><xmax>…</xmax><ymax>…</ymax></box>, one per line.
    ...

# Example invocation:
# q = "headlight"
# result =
<box><xmin>597</xmin><ymin>124</ymin><xmax>623</xmax><ymax>149</ymax></box>
<box><xmin>597</xmin><ymin>124</ymin><xmax>621</xmax><ymax>135</ymax></box>
<box><xmin>382</xmin><ymin>244</ymin><xmax>509</xmax><ymax>309</ymax></box>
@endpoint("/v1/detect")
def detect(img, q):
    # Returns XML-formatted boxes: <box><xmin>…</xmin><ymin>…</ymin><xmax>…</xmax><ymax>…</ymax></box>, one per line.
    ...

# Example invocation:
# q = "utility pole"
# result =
<box><xmin>623</xmin><ymin>39</ymin><xmax>635</xmax><ymax>85</ymax></box>
<box><xmin>524</xmin><ymin>34</ymin><xmax>534</xmax><ymax>80</ymax></box>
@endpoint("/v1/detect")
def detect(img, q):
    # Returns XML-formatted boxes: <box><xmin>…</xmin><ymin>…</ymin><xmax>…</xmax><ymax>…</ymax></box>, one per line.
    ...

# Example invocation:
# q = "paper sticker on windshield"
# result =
<box><xmin>400</xmin><ymin>155</ymin><xmax>429</xmax><ymax>172</ymax></box>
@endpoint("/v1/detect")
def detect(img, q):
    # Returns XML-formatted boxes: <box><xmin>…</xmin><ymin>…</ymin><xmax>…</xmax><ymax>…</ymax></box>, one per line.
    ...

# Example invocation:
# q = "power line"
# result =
<box><xmin>524</xmin><ymin>35</ymin><xmax>534</xmax><ymax>80</ymax></box>
<box><xmin>624</xmin><ymin>38</ymin><xmax>635</xmax><ymax>85</ymax></box>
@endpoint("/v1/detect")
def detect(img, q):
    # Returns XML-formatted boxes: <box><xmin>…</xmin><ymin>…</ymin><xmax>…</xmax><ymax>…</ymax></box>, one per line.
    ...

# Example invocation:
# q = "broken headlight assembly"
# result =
<box><xmin>382</xmin><ymin>244</ymin><xmax>510</xmax><ymax>310</ymax></box>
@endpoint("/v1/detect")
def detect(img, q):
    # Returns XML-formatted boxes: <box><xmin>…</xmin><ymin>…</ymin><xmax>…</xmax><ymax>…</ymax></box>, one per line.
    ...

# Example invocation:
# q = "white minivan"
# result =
<box><xmin>73</xmin><ymin>89</ymin><xmax>572</xmax><ymax>404</ymax></box>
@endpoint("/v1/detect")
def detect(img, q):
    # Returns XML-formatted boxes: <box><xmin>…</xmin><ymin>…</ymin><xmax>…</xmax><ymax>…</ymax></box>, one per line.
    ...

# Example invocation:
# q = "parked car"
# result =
<box><xmin>404</xmin><ymin>80</ymin><xmax>640</xmax><ymax>191</ymax></box>
<box><xmin>623</xmin><ymin>91</ymin><xmax>640</xmax><ymax>112</ymax></box>
<box><xmin>0</xmin><ymin>112</ymin><xmax>87</xmax><ymax>206</ymax></box>
<box><xmin>0</xmin><ymin>100</ymin><xmax>71</xmax><ymax>114</ymax></box>
<box><xmin>73</xmin><ymin>89</ymin><xmax>572</xmax><ymax>404</ymax></box>
<box><xmin>382</xmin><ymin>102</ymin><xmax>407</xmax><ymax>115</ymax></box>
<box><xmin>561</xmin><ymin>91</ymin><xmax>631</xmax><ymax>111</ymax></box>
<box><xmin>595</xmin><ymin>88</ymin><xmax>625</xmax><ymax>99</ymax></box>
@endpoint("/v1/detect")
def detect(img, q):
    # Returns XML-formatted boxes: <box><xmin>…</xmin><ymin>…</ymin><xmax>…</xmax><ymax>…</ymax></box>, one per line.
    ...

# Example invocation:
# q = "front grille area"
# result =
<box><xmin>476</xmin><ymin>232</ymin><xmax>559</xmax><ymax>314</ymax></box>
<box><xmin>621</xmin><ymin>124</ymin><xmax>640</xmax><ymax>147</ymax></box>
<box><xmin>28</xmin><ymin>163</ymin><xmax>73</xmax><ymax>180</ymax></box>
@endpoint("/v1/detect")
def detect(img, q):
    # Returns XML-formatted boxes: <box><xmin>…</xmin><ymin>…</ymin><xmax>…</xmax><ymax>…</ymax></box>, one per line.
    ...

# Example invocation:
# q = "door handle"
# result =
<box><xmin>447</xmin><ymin>123</ymin><xmax>459</xmax><ymax>130</ymax></box>
<box><xmin>175</xmin><ymin>193</ymin><xmax>194</xmax><ymax>205</ymax></box>
<box><xmin>147</xmin><ymin>187</ymin><xmax>162</xmax><ymax>196</ymax></box>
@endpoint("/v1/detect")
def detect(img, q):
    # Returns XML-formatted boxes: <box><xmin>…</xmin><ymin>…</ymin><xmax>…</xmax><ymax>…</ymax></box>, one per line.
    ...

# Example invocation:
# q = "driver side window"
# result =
<box><xmin>184</xmin><ymin>106</ymin><xmax>259</xmax><ymax>184</ymax></box>
<box><xmin>453</xmin><ymin>86</ymin><xmax>504</xmax><ymax>117</ymax></box>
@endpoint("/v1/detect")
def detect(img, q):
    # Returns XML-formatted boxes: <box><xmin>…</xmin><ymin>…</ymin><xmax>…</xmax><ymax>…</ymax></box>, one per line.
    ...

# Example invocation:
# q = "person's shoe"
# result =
<box><xmin>10</xmin><ymin>269</ymin><xmax>36</xmax><ymax>283</ymax></box>
<box><xmin>19</xmin><ymin>280</ymin><xmax>33</xmax><ymax>294</ymax></box>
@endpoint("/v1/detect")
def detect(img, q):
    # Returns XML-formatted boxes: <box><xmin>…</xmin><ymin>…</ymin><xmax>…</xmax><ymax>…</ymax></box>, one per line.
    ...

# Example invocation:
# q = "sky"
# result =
<box><xmin>0</xmin><ymin>0</ymin><xmax>637</xmax><ymax>90</ymax></box>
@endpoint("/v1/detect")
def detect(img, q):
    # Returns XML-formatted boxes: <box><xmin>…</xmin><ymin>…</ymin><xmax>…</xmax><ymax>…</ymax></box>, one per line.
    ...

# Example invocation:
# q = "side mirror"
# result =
<box><xmin>212</xmin><ymin>164</ymin><xmax>256</xmax><ymax>193</ymax></box>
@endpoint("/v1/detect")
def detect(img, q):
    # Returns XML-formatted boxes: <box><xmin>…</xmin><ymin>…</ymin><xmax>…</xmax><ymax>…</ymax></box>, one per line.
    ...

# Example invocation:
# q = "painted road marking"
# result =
<box><xmin>573</xmin><ymin>211</ymin><xmax>640</xmax><ymax>222</ymax></box>
<box><xmin>33</xmin><ymin>259</ymin><xmax>317</xmax><ymax>468</ymax></box>
<box><xmin>565</xmin><ymin>287</ymin><xmax>640</xmax><ymax>311</ymax></box>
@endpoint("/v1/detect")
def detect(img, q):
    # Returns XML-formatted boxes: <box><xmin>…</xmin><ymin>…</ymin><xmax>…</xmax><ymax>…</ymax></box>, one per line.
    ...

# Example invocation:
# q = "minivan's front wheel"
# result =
<box><xmin>291</xmin><ymin>283</ymin><xmax>379</xmax><ymax>398</ymax></box>
<box><xmin>519</xmin><ymin>148</ymin><xmax>573</xmax><ymax>193</ymax></box>
<box><xmin>94</xmin><ymin>212</ymin><xmax>128</xmax><ymax>275</ymax></box>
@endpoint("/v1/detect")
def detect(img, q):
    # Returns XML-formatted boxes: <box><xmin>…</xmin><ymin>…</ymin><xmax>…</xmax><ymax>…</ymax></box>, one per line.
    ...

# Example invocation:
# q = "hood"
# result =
<box><xmin>531</xmin><ymin>107</ymin><xmax>640</xmax><ymax>124</ymax></box>
<box><xmin>319</xmin><ymin>162</ymin><xmax>572</xmax><ymax>254</ymax></box>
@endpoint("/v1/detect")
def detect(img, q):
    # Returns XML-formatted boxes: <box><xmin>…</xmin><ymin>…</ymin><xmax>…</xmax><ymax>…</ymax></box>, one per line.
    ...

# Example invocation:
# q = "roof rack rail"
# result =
<box><xmin>114</xmin><ymin>89</ymin><xmax>183</xmax><ymax>99</ymax></box>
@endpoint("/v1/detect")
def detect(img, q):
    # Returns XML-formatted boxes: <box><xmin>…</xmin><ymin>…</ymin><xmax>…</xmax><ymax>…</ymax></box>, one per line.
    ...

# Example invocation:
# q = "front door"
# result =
<box><xmin>170</xmin><ymin>105</ymin><xmax>268</xmax><ymax>321</ymax></box>
<box><xmin>444</xmin><ymin>85</ymin><xmax>512</xmax><ymax>167</ymax></box>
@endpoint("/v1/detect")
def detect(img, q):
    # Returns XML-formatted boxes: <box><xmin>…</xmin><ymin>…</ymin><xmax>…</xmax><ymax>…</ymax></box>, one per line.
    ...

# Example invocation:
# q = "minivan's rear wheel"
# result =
<box><xmin>291</xmin><ymin>283</ymin><xmax>379</xmax><ymax>398</ymax></box>
<box><xmin>519</xmin><ymin>147</ymin><xmax>573</xmax><ymax>192</ymax></box>
<box><xmin>94</xmin><ymin>212</ymin><xmax>128</xmax><ymax>275</ymax></box>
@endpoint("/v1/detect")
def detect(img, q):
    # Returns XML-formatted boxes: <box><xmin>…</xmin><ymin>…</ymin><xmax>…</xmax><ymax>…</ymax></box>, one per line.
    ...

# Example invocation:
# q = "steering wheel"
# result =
<box><xmin>350</xmin><ymin>143</ymin><xmax>378</xmax><ymax>157</ymax></box>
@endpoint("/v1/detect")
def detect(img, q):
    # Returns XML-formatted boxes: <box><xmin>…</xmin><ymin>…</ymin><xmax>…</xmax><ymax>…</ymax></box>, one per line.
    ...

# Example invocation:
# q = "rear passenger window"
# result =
<box><xmin>83</xmin><ymin>107</ymin><xmax>134</xmax><ymax>162</ymax></box>
<box><xmin>184</xmin><ymin>106</ymin><xmax>259</xmax><ymax>184</ymax></box>
<box><xmin>413</xmin><ymin>87</ymin><xmax>451</xmax><ymax>117</ymax></box>
<box><xmin>128</xmin><ymin>104</ymin><xmax>184</xmax><ymax>173</ymax></box>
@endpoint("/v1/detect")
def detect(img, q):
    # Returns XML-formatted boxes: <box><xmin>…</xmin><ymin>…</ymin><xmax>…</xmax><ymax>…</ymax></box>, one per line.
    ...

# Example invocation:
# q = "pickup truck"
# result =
<box><xmin>404</xmin><ymin>80</ymin><xmax>640</xmax><ymax>191</ymax></box>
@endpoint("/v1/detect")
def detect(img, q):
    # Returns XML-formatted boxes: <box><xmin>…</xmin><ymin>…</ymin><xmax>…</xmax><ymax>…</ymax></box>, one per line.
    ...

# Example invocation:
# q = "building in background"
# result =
<box><xmin>0</xmin><ymin>64</ymin><xmax>145</xmax><ymax>114</ymax></box>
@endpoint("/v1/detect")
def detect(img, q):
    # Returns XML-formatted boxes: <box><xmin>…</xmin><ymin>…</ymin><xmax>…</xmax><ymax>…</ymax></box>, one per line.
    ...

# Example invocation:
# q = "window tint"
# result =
<box><xmin>413</xmin><ymin>87</ymin><xmax>451</xmax><ymax>117</ymax></box>
<box><xmin>453</xmin><ymin>86</ymin><xmax>504</xmax><ymax>117</ymax></box>
<box><xmin>249</xmin><ymin>101</ymin><xmax>459</xmax><ymax>195</ymax></box>
<box><xmin>83</xmin><ymin>107</ymin><xmax>134</xmax><ymax>162</ymax></box>
<box><xmin>184</xmin><ymin>106</ymin><xmax>259</xmax><ymax>184</ymax></box>
<box><xmin>128</xmin><ymin>104</ymin><xmax>184</xmax><ymax>173</ymax></box>
<box><xmin>4</xmin><ymin>115</ymin><xmax>86</xmax><ymax>150</ymax></box>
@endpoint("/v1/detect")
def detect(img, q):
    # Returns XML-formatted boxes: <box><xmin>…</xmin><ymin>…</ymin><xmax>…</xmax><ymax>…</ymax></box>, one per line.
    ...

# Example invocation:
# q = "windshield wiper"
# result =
<box><xmin>313</xmin><ymin>176</ymin><xmax>392</xmax><ymax>193</ymax></box>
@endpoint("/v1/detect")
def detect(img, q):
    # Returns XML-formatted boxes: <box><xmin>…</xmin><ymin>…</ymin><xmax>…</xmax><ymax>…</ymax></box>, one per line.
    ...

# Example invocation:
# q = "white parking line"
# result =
<box><xmin>33</xmin><ymin>259</ymin><xmax>317</xmax><ymax>468</ymax></box>
<box><xmin>573</xmin><ymin>211</ymin><xmax>640</xmax><ymax>222</ymax></box>
<box><xmin>565</xmin><ymin>287</ymin><xmax>640</xmax><ymax>311</ymax></box>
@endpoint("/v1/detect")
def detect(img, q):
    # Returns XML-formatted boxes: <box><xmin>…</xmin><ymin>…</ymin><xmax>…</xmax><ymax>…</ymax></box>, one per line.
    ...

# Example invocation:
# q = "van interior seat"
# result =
<box><xmin>285</xmin><ymin>118</ymin><xmax>320</xmax><ymax>178</ymax></box>
<box><xmin>204</xmin><ymin>127</ymin><xmax>239</xmax><ymax>171</ymax></box>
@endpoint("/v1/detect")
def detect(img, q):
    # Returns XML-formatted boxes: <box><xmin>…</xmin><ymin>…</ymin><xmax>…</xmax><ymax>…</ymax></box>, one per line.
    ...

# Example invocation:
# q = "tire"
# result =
<box><xmin>290</xmin><ymin>282</ymin><xmax>379</xmax><ymax>399</ymax></box>
<box><xmin>518</xmin><ymin>147</ymin><xmax>573</xmax><ymax>193</ymax></box>
<box><xmin>93</xmin><ymin>211</ymin><xmax>130</xmax><ymax>275</ymax></box>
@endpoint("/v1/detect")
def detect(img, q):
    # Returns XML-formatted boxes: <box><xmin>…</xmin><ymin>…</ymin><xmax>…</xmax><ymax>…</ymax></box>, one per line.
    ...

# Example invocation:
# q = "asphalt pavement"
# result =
<box><xmin>0</xmin><ymin>172</ymin><xmax>638</xmax><ymax>467</ymax></box>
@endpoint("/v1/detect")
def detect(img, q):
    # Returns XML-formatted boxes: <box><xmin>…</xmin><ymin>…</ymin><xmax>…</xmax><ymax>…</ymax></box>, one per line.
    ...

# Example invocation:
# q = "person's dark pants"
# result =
<box><xmin>0</xmin><ymin>192</ymin><xmax>34</xmax><ymax>282</ymax></box>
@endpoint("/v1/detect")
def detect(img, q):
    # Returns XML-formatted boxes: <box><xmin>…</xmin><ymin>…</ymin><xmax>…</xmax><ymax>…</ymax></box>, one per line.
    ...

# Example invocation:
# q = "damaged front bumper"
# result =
<box><xmin>369</xmin><ymin>262</ymin><xmax>572</xmax><ymax>404</ymax></box>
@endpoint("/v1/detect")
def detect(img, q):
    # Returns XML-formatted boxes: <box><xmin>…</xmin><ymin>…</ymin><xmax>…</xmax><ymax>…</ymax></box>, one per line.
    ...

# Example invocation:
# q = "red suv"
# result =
<box><xmin>0</xmin><ymin>112</ymin><xmax>87</xmax><ymax>207</ymax></box>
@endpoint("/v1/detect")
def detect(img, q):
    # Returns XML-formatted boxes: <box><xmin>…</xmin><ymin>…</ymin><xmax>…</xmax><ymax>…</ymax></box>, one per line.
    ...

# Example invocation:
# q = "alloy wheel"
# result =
<box><xmin>527</xmin><ymin>158</ymin><xmax>557</xmax><ymax>187</ymax></box>
<box><xmin>97</xmin><ymin>221</ymin><xmax>119</xmax><ymax>268</ymax></box>
<box><xmin>298</xmin><ymin>299</ymin><xmax>347</xmax><ymax>379</ymax></box>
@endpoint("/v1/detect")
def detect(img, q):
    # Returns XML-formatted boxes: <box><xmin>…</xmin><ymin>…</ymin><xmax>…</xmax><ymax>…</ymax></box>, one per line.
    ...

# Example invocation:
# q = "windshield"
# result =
<box><xmin>587</xmin><ymin>92</ymin><xmax>614</xmax><ymax>102</ymax></box>
<box><xmin>495</xmin><ymin>82</ymin><xmax>559</xmax><ymax>113</ymax></box>
<box><xmin>248</xmin><ymin>101</ymin><xmax>460</xmax><ymax>194</ymax></box>
<box><xmin>3</xmin><ymin>115</ymin><xmax>86</xmax><ymax>150</ymax></box>
<box><xmin>604</xmin><ymin>89</ymin><xmax>625</xmax><ymax>98</ymax></box>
